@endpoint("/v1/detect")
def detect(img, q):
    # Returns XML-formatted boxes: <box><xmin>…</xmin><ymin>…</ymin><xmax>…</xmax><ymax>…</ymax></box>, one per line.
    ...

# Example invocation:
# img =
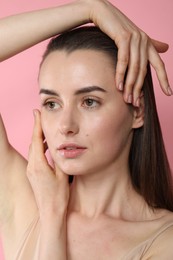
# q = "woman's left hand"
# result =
<box><xmin>88</xmin><ymin>0</ymin><xmax>171</xmax><ymax>106</ymax></box>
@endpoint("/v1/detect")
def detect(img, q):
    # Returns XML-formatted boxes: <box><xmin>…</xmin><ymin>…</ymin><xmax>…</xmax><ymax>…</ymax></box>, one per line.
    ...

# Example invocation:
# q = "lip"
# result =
<box><xmin>57</xmin><ymin>143</ymin><xmax>87</xmax><ymax>159</ymax></box>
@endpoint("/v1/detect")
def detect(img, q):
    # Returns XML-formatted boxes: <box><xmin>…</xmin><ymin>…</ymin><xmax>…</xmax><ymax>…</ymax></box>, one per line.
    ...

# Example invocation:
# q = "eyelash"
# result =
<box><xmin>42</xmin><ymin>100</ymin><xmax>60</xmax><ymax>111</ymax></box>
<box><xmin>42</xmin><ymin>97</ymin><xmax>101</xmax><ymax>111</ymax></box>
<box><xmin>82</xmin><ymin>97</ymin><xmax>101</xmax><ymax>109</ymax></box>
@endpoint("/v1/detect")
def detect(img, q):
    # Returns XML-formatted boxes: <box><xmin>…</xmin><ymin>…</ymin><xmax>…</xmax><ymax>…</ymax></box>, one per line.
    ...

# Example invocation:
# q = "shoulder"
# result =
<box><xmin>146</xmin><ymin>211</ymin><xmax>173</xmax><ymax>259</ymax></box>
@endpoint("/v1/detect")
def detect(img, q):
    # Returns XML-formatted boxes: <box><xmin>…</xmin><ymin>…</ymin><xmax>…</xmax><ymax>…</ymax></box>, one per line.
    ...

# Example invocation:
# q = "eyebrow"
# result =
<box><xmin>39</xmin><ymin>89</ymin><xmax>58</xmax><ymax>96</ymax></box>
<box><xmin>39</xmin><ymin>86</ymin><xmax>107</xmax><ymax>96</ymax></box>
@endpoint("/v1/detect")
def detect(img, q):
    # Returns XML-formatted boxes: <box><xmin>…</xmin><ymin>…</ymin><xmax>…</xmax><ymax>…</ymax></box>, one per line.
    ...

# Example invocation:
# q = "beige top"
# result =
<box><xmin>13</xmin><ymin>216</ymin><xmax>173</xmax><ymax>260</ymax></box>
<box><xmin>123</xmin><ymin>221</ymin><xmax>173</xmax><ymax>259</ymax></box>
<box><xmin>14</xmin><ymin>215</ymin><xmax>40</xmax><ymax>260</ymax></box>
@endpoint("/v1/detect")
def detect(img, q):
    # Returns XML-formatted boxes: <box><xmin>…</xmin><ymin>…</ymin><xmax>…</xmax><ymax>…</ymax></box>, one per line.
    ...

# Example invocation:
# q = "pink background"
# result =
<box><xmin>0</xmin><ymin>0</ymin><xmax>173</xmax><ymax>258</ymax></box>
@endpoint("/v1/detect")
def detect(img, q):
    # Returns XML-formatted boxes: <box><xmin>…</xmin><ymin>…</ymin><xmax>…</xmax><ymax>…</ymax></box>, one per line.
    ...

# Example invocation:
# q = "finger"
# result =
<box><xmin>30</xmin><ymin>109</ymin><xmax>45</xmax><ymax>158</ymax></box>
<box><xmin>115</xmin><ymin>31</ymin><xmax>130</xmax><ymax>91</ymax></box>
<box><xmin>148</xmin><ymin>42</ymin><xmax>172</xmax><ymax>96</ymax></box>
<box><xmin>123</xmin><ymin>31</ymin><xmax>141</xmax><ymax>103</ymax></box>
<box><xmin>27</xmin><ymin>110</ymin><xmax>52</xmax><ymax>179</ymax></box>
<box><xmin>132</xmin><ymin>33</ymin><xmax>148</xmax><ymax>106</ymax></box>
<box><xmin>151</xmin><ymin>38</ymin><xmax>169</xmax><ymax>53</ymax></box>
<box><xmin>32</xmin><ymin>109</ymin><xmax>42</xmax><ymax>138</ymax></box>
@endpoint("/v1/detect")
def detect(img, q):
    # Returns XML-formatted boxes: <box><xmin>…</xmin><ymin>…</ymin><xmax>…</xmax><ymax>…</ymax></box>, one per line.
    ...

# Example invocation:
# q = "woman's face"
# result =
<box><xmin>39</xmin><ymin>49</ymin><xmax>136</xmax><ymax>176</ymax></box>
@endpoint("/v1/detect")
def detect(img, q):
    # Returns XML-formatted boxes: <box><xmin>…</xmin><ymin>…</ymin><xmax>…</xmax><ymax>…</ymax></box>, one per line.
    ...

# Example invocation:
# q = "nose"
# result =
<box><xmin>58</xmin><ymin>106</ymin><xmax>79</xmax><ymax>136</ymax></box>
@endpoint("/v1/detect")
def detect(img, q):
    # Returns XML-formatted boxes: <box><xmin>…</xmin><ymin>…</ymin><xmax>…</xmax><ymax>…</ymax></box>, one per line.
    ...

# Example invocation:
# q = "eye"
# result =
<box><xmin>42</xmin><ymin>101</ymin><xmax>60</xmax><ymax>111</ymax></box>
<box><xmin>82</xmin><ymin>98</ymin><xmax>100</xmax><ymax>109</ymax></box>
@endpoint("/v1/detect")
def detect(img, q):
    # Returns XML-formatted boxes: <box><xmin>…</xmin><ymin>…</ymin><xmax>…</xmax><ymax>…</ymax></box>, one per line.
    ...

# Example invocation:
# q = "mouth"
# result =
<box><xmin>57</xmin><ymin>143</ymin><xmax>87</xmax><ymax>159</ymax></box>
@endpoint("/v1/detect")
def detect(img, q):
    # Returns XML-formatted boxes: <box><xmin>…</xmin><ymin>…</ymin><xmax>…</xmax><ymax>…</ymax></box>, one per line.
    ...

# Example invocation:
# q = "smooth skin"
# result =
<box><xmin>37</xmin><ymin>49</ymin><xmax>173</xmax><ymax>260</ymax></box>
<box><xmin>0</xmin><ymin>0</ymin><xmax>173</xmax><ymax>259</ymax></box>
<box><xmin>1</xmin><ymin>50</ymin><xmax>173</xmax><ymax>260</ymax></box>
<box><xmin>0</xmin><ymin>0</ymin><xmax>172</xmax><ymax>105</ymax></box>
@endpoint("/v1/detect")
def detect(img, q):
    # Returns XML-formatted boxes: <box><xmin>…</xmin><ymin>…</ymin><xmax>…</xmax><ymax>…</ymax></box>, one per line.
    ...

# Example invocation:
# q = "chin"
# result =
<box><xmin>56</xmin><ymin>162</ymin><xmax>89</xmax><ymax>177</ymax></box>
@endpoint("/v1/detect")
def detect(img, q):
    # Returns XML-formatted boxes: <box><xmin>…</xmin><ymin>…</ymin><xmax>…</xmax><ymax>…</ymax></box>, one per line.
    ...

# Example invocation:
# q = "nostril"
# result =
<box><xmin>59</xmin><ymin>124</ymin><xmax>79</xmax><ymax>136</ymax></box>
<box><xmin>67</xmin><ymin>130</ymin><xmax>75</xmax><ymax>135</ymax></box>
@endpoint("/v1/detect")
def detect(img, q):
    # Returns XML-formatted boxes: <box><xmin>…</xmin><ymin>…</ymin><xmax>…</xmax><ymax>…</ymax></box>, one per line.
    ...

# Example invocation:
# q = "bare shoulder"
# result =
<box><xmin>145</xmin><ymin>210</ymin><xmax>173</xmax><ymax>259</ymax></box>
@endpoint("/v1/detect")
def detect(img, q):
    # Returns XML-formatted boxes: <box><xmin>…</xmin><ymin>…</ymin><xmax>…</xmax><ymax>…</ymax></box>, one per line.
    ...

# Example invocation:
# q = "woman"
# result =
<box><xmin>0</xmin><ymin>0</ymin><xmax>173</xmax><ymax>259</ymax></box>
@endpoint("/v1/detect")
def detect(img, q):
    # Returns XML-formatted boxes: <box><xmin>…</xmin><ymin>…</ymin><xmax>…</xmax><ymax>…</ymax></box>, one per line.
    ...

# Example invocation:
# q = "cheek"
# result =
<box><xmin>88</xmin><ymin>108</ymin><xmax>133</xmax><ymax>149</ymax></box>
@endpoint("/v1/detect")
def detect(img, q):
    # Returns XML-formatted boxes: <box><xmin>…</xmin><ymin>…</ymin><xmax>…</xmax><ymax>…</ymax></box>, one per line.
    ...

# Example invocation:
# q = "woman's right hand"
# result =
<box><xmin>26</xmin><ymin>109</ymin><xmax>69</xmax><ymax>259</ymax></box>
<box><xmin>87</xmin><ymin>0</ymin><xmax>172</xmax><ymax>106</ymax></box>
<box><xmin>26</xmin><ymin>110</ymin><xmax>69</xmax><ymax>218</ymax></box>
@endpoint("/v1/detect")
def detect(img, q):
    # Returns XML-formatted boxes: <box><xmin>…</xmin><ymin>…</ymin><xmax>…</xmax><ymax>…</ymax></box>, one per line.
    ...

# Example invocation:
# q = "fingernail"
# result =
<box><xmin>118</xmin><ymin>82</ymin><xmax>124</xmax><ymax>91</ymax></box>
<box><xmin>167</xmin><ymin>86</ymin><xmax>173</xmax><ymax>96</ymax></box>
<box><xmin>127</xmin><ymin>94</ymin><xmax>133</xmax><ymax>103</ymax></box>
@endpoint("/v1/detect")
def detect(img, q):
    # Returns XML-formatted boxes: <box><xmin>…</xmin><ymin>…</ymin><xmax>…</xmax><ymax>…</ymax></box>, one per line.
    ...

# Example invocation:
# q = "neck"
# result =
<box><xmin>68</xmin><ymin>163</ymin><xmax>149</xmax><ymax>221</ymax></box>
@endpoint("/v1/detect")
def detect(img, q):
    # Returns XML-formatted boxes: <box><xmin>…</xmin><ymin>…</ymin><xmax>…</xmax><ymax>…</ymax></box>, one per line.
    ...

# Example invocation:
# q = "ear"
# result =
<box><xmin>132</xmin><ymin>97</ymin><xmax>145</xmax><ymax>129</ymax></box>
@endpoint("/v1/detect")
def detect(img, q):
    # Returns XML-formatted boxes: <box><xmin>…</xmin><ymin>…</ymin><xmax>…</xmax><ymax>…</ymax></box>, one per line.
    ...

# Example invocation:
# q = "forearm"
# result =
<box><xmin>0</xmin><ymin>114</ymin><xmax>11</xmax><ymax>157</ymax></box>
<box><xmin>0</xmin><ymin>0</ymin><xmax>91</xmax><ymax>61</ymax></box>
<box><xmin>39</xmin><ymin>212</ymin><xmax>67</xmax><ymax>260</ymax></box>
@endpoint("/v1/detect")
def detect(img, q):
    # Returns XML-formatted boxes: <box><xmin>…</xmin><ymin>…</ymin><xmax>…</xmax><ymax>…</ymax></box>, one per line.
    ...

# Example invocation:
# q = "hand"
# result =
<box><xmin>88</xmin><ymin>0</ymin><xmax>172</xmax><ymax>106</ymax></box>
<box><xmin>26</xmin><ymin>110</ymin><xmax>69</xmax><ymax>218</ymax></box>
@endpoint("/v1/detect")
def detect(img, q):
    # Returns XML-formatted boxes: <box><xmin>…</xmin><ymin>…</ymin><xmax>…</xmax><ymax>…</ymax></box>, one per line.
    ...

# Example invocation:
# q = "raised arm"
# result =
<box><xmin>0</xmin><ymin>114</ymin><xmax>11</xmax><ymax>159</ymax></box>
<box><xmin>0</xmin><ymin>0</ymin><xmax>171</xmax><ymax>104</ymax></box>
<box><xmin>0</xmin><ymin>114</ymin><xmax>18</xmax><ymax>223</ymax></box>
<box><xmin>0</xmin><ymin>1</ymin><xmax>90</xmax><ymax>61</ymax></box>
<box><xmin>0</xmin><ymin>114</ymin><xmax>34</xmax><ymax>221</ymax></box>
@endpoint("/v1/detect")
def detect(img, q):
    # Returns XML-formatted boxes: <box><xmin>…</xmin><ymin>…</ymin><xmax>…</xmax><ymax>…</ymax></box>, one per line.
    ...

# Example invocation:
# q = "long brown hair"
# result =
<box><xmin>41</xmin><ymin>26</ymin><xmax>173</xmax><ymax>211</ymax></box>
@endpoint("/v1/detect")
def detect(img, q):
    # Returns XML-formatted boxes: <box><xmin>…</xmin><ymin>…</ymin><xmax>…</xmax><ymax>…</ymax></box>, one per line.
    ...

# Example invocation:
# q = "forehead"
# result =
<box><xmin>40</xmin><ymin>49</ymin><xmax>115</xmax><ymax>76</ymax></box>
<box><xmin>38</xmin><ymin>49</ymin><xmax>117</xmax><ymax>95</ymax></box>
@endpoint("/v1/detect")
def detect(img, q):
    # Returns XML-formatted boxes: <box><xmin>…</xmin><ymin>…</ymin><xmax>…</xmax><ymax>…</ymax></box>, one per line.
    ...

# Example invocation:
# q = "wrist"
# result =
<box><xmin>79</xmin><ymin>0</ymin><xmax>107</xmax><ymax>24</ymax></box>
<box><xmin>77</xmin><ymin>0</ymin><xmax>96</xmax><ymax>23</ymax></box>
<box><xmin>39</xmin><ymin>212</ymin><xmax>67</xmax><ymax>260</ymax></box>
<box><xmin>40</xmin><ymin>211</ymin><xmax>67</xmax><ymax>238</ymax></box>
<box><xmin>39</xmin><ymin>207</ymin><xmax>67</xmax><ymax>224</ymax></box>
